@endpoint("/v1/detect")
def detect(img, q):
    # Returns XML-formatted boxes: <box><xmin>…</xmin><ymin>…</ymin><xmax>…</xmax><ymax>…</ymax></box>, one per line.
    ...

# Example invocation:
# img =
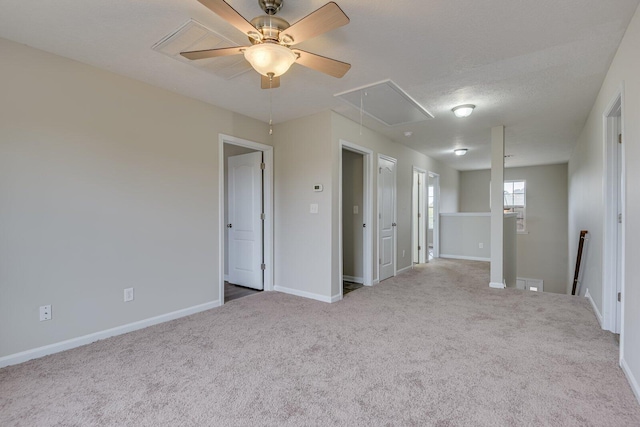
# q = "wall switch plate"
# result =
<box><xmin>124</xmin><ymin>288</ymin><xmax>134</xmax><ymax>302</ymax></box>
<box><xmin>353</xmin><ymin>205</ymin><xmax>359</xmax><ymax>214</ymax></box>
<box><xmin>479</xmin><ymin>243</ymin><xmax>484</xmax><ymax>249</ymax></box>
<box><xmin>310</xmin><ymin>204</ymin><xmax>318</xmax><ymax>214</ymax></box>
<box><xmin>39</xmin><ymin>305</ymin><xmax>52</xmax><ymax>321</ymax></box>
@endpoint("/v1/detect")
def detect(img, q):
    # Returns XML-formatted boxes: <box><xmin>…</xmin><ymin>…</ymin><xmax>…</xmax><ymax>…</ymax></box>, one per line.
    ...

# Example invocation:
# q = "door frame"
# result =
<box><xmin>377</xmin><ymin>154</ymin><xmax>397</xmax><ymax>282</ymax></box>
<box><xmin>602</xmin><ymin>86</ymin><xmax>625</xmax><ymax>344</ymax></box>
<box><xmin>412</xmin><ymin>166</ymin><xmax>427</xmax><ymax>264</ymax></box>
<box><xmin>429</xmin><ymin>172</ymin><xmax>441</xmax><ymax>258</ymax></box>
<box><xmin>339</xmin><ymin>140</ymin><xmax>373</xmax><ymax>298</ymax></box>
<box><xmin>219</xmin><ymin>134</ymin><xmax>274</xmax><ymax>305</ymax></box>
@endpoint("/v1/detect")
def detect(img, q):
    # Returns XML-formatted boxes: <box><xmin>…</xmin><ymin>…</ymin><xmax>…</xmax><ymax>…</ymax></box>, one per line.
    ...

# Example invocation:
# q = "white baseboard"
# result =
<box><xmin>274</xmin><ymin>285</ymin><xmax>334</xmax><ymax>303</ymax></box>
<box><xmin>440</xmin><ymin>254</ymin><xmax>490</xmax><ymax>262</ymax></box>
<box><xmin>0</xmin><ymin>300</ymin><xmax>221</xmax><ymax>368</ymax></box>
<box><xmin>373</xmin><ymin>279</ymin><xmax>379</xmax><ymax>285</ymax></box>
<box><xmin>331</xmin><ymin>293</ymin><xmax>343</xmax><ymax>303</ymax></box>
<box><xmin>489</xmin><ymin>282</ymin><xmax>506</xmax><ymax>289</ymax></box>
<box><xmin>396</xmin><ymin>265</ymin><xmax>413</xmax><ymax>275</ymax></box>
<box><xmin>621</xmin><ymin>357</ymin><xmax>640</xmax><ymax>405</ymax></box>
<box><xmin>585</xmin><ymin>289</ymin><xmax>604</xmax><ymax>327</ymax></box>
<box><xmin>343</xmin><ymin>275</ymin><xmax>363</xmax><ymax>284</ymax></box>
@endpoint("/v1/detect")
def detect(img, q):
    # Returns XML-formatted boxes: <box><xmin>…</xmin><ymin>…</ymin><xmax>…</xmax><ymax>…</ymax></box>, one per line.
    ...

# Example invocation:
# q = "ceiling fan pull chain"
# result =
<box><xmin>269</xmin><ymin>73</ymin><xmax>274</xmax><ymax>135</ymax></box>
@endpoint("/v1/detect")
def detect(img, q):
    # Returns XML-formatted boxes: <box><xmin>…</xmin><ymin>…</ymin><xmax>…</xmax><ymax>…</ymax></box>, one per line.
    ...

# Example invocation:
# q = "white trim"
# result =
<box><xmin>411</xmin><ymin>166</ymin><xmax>427</xmax><ymax>264</ymax></box>
<box><xmin>0</xmin><ymin>300</ymin><xmax>220</xmax><ymax>368</ymax></box>
<box><xmin>428</xmin><ymin>172</ymin><xmax>441</xmax><ymax>258</ymax></box>
<box><xmin>489</xmin><ymin>282</ymin><xmax>506</xmax><ymax>289</ymax></box>
<box><xmin>331</xmin><ymin>294</ymin><xmax>343</xmax><ymax>303</ymax></box>
<box><xmin>397</xmin><ymin>265</ymin><xmax>413</xmax><ymax>275</ymax></box>
<box><xmin>343</xmin><ymin>275</ymin><xmax>364</xmax><ymax>284</ymax></box>
<box><xmin>219</xmin><ymin>134</ymin><xmax>274</xmax><ymax>304</ymax></box>
<box><xmin>585</xmin><ymin>289</ymin><xmax>604</xmax><ymax>327</ymax></box>
<box><xmin>440</xmin><ymin>254</ymin><xmax>490</xmax><ymax>262</ymax></box>
<box><xmin>274</xmin><ymin>286</ymin><xmax>336</xmax><ymax>303</ymax></box>
<box><xmin>621</xmin><ymin>358</ymin><xmax>640</xmax><ymax>405</ymax></box>
<box><xmin>372</xmin><ymin>279</ymin><xmax>380</xmax><ymax>285</ymax></box>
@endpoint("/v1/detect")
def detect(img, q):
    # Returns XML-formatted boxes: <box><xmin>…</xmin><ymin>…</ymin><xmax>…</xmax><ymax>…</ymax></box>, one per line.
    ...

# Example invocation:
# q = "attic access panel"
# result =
<box><xmin>152</xmin><ymin>19</ymin><xmax>251</xmax><ymax>80</ymax></box>
<box><xmin>335</xmin><ymin>80</ymin><xmax>433</xmax><ymax>126</ymax></box>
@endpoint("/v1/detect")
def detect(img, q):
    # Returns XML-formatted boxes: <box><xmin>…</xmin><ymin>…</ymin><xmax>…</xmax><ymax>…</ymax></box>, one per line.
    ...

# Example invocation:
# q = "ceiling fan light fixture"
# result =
<box><xmin>243</xmin><ymin>43</ymin><xmax>296</xmax><ymax>77</ymax></box>
<box><xmin>452</xmin><ymin>104</ymin><xmax>475</xmax><ymax>118</ymax></box>
<box><xmin>454</xmin><ymin>148</ymin><xmax>468</xmax><ymax>156</ymax></box>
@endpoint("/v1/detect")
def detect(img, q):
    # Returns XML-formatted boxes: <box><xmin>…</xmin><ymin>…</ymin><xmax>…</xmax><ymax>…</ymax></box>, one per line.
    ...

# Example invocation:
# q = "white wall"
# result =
<box><xmin>568</xmin><ymin>3</ymin><xmax>640</xmax><ymax>402</ymax></box>
<box><xmin>459</xmin><ymin>164</ymin><xmax>568</xmax><ymax>294</ymax></box>
<box><xmin>0</xmin><ymin>38</ymin><xmax>269</xmax><ymax>358</ymax></box>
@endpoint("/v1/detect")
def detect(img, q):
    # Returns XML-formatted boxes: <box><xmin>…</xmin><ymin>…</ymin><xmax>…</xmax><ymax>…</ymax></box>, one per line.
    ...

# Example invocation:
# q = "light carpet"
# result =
<box><xmin>1</xmin><ymin>259</ymin><xmax>639</xmax><ymax>426</ymax></box>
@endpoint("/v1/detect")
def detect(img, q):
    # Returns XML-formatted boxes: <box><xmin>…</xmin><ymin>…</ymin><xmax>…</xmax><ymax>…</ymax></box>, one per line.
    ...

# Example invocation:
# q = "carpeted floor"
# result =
<box><xmin>1</xmin><ymin>259</ymin><xmax>639</xmax><ymax>426</ymax></box>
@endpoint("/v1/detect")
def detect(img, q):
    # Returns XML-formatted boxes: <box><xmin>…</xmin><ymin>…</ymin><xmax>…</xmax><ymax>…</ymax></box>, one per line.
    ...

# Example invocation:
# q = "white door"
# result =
<box><xmin>379</xmin><ymin>156</ymin><xmax>397</xmax><ymax>281</ymax></box>
<box><xmin>228</xmin><ymin>151</ymin><xmax>263</xmax><ymax>290</ymax></box>
<box><xmin>615</xmin><ymin>121</ymin><xmax>622</xmax><ymax>333</ymax></box>
<box><xmin>412</xmin><ymin>170</ymin><xmax>426</xmax><ymax>264</ymax></box>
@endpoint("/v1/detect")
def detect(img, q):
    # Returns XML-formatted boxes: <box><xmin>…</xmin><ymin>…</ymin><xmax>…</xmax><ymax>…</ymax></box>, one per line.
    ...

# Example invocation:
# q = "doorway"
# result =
<box><xmin>219</xmin><ymin>134</ymin><xmax>274</xmax><ymax>305</ymax></box>
<box><xmin>378</xmin><ymin>155</ymin><xmax>397</xmax><ymax>282</ymax></box>
<box><xmin>339</xmin><ymin>140</ymin><xmax>373</xmax><ymax>299</ymax></box>
<box><xmin>603</xmin><ymin>92</ymin><xmax>624</xmax><ymax>337</ymax></box>
<box><xmin>412</xmin><ymin>167</ymin><xmax>427</xmax><ymax>264</ymax></box>
<box><xmin>428</xmin><ymin>172</ymin><xmax>441</xmax><ymax>259</ymax></box>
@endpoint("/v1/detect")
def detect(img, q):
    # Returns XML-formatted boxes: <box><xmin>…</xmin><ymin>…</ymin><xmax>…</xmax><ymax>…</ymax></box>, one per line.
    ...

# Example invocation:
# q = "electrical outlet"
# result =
<box><xmin>39</xmin><ymin>305</ymin><xmax>51</xmax><ymax>321</ymax></box>
<box><xmin>479</xmin><ymin>243</ymin><xmax>484</xmax><ymax>249</ymax></box>
<box><xmin>124</xmin><ymin>288</ymin><xmax>134</xmax><ymax>302</ymax></box>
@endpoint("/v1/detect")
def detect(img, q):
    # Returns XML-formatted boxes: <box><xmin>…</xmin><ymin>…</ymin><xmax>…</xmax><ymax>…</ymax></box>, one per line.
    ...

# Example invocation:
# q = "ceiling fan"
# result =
<box><xmin>181</xmin><ymin>0</ymin><xmax>351</xmax><ymax>89</ymax></box>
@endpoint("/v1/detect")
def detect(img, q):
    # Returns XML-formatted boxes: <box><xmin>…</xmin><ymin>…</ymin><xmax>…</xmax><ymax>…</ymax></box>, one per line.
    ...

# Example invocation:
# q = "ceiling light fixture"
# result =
<box><xmin>452</xmin><ymin>104</ymin><xmax>475</xmax><ymax>118</ymax></box>
<box><xmin>454</xmin><ymin>148</ymin><xmax>468</xmax><ymax>156</ymax></box>
<box><xmin>243</xmin><ymin>43</ymin><xmax>297</xmax><ymax>78</ymax></box>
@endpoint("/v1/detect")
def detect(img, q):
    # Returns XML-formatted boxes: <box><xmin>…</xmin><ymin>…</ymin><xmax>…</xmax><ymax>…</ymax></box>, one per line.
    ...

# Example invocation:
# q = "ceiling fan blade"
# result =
<box><xmin>180</xmin><ymin>46</ymin><xmax>247</xmax><ymax>60</ymax></box>
<box><xmin>197</xmin><ymin>0</ymin><xmax>261</xmax><ymax>40</ymax></box>
<box><xmin>280</xmin><ymin>2</ymin><xmax>349</xmax><ymax>45</ymax></box>
<box><xmin>292</xmin><ymin>49</ymin><xmax>351</xmax><ymax>78</ymax></box>
<box><xmin>261</xmin><ymin>75</ymin><xmax>281</xmax><ymax>89</ymax></box>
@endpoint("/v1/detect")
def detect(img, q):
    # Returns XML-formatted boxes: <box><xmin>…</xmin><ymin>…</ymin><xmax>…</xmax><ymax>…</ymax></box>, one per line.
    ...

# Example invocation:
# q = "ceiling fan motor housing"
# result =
<box><xmin>250</xmin><ymin>15</ymin><xmax>290</xmax><ymax>44</ymax></box>
<box><xmin>259</xmin><ymin>0</ymin><xmax>283</xmax><ymax>15</ymax></box>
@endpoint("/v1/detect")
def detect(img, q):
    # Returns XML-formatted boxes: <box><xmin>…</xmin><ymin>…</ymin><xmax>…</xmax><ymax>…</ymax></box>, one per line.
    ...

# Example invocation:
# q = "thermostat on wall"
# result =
<box><xmin>313</xmin><ymin>184</ymin><xmax>323</xmax><ymax>192</ymax></box>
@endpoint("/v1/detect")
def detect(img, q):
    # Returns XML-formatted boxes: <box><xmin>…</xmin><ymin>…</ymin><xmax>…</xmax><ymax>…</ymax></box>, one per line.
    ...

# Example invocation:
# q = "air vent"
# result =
<box><xmin>152</xmin><ymin>19</ymin><xmax>251</xmax><ymax>80</ymax></box>
<box><xmin>334</xmin><ymin>80</ymin><xmax>433</xmax><ymax>126</ymax></box>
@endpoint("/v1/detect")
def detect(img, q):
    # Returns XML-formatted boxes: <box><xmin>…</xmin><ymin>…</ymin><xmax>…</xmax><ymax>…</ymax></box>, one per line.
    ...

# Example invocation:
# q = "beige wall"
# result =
<box><xmin>0</xmin><ymin>38</ymin><xmax>269</xmax><ymax>358</ymax></box>
<box><xmin>569</xmin><ymin>3</ymin><xmax>640</xmax><ymax>399</ymax></box>
<box><xmin>342</xmin><ymin>149</ymin><xmax>364</xmax><ymax>280</ymax></box>
<box><xmin>458</xmin><ymin>164</ymin><xmax>569</xmax><ymax>294</ymax></box>
<box><xmin>272</xmin><ymin>111</ymin><xmax>334</xmax><ymax>299</ymax></box>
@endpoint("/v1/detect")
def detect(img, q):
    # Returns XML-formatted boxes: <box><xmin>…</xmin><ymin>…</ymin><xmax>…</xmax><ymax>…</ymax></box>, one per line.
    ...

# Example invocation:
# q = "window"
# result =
<box><xmin>504</xmin><ymin>180</ymin><xmax>526</xmax><ymax>232</ymax></box>
<box><xmin>428</xmin><ymin>185</ymin><xmax>434</xmax><ymax>229</ymax></box>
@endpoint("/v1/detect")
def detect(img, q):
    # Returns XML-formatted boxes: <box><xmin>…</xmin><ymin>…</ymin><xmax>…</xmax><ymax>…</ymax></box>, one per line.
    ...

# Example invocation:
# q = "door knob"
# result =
<box><xmin>392</xmin><ymin>222</ymin><xmax>397</xmax><ymax>227</ymax></box>
<box><xmin>227</xmin><ymin>224</ymin><xmax>233</xmax><ymax>228</ymax></box>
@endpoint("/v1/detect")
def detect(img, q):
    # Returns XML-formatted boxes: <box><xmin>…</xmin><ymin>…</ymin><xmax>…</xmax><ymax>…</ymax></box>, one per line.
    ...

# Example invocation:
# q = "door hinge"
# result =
<box><xmin>418</xmin><ymin>213</ymin><xmax>421</xmax><ymax>218</ymax></box>
<box><xmin>260</xmin><ymin>162</ymin><xmax>266</xmax><ymax>170</ymax></box>
<box><xmin>379</xmin><ymin>258</ymin><xmax>382</xmax><ymax>265</ymax></box>
<box><xmin>618</xmin><ymin>134</ymin><xmax>622</xmax><ymax>144</ymax></box>
<box><xmin>418</xmin><ymin>245</ymin><xmax>421</xmax><ymax>251</ymax></box>
<box><xmin>260</xmin><ymin>213</ymin><xmax>266</xmax><ymax>220</ymax></box>
<box><xmin>618</xmin><ymin>213</ymin><xmax>622</xmax><ymax>224</ymax></box>
<box><xmin>261</xmin><ymin>263</ymin><xmax>266</xmax><ymax>270</ymax></box>
<box><xmin>618</xmin><ymin>292</ymin><xmax>621</xmax><ymax>302</ymax></box>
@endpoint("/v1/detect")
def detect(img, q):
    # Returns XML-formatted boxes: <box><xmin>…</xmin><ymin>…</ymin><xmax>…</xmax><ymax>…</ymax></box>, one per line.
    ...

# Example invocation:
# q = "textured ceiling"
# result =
<box><xmin>0</xmin><ymin>0</ymin><xmax>638</xmax><ymax>170</ymax></box>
